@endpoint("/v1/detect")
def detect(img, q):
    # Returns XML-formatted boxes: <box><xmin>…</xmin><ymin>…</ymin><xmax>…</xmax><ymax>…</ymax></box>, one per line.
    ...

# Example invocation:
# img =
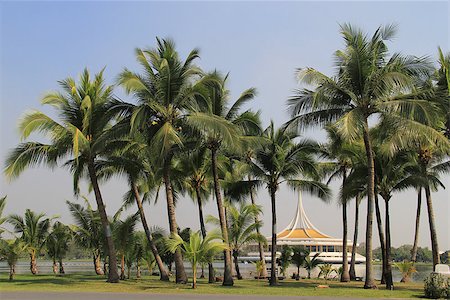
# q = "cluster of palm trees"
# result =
<box><xmin>2</xmin><ymin>24</ymin><xmax>449</xmax><ymax>291</ymax></box>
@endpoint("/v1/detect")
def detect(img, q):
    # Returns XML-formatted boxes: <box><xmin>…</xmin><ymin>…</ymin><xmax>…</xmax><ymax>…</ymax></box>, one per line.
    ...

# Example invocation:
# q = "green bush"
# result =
<box><xmin>424</xmin><ymin>273</ymin><xmax>449</xmax><ymax>299</ymax></box>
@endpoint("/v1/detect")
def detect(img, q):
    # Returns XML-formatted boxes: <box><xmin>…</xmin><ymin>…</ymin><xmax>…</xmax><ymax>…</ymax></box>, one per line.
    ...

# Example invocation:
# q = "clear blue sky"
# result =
<box><xmin>1</xmin><ymin>1</ymin><xmax>449</xmax><ymax>249</ymax></box>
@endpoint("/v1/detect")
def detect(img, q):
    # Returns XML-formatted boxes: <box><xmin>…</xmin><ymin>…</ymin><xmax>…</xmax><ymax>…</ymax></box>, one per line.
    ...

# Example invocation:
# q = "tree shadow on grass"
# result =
<box><xmin>0</xmin><ymin>274</ymin><xmax>101</xmax><ymax>286</ymax></box>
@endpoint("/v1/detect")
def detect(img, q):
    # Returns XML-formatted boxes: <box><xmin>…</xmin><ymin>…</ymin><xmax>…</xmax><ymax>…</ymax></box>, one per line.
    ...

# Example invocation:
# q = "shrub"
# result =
<box><xmin>424</xmin><ymin>273</ymin><xmax>449</xmax><ymax>299</ymax></box>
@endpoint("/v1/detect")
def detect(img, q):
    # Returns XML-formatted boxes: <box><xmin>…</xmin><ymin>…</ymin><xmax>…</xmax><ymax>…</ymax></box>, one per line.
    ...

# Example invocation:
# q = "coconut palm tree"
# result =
<box><xmin>4</xmin><ymin>69</ymin><xmax>122</xmax><ymax>282</ymax></box>
<box><xmin>117</xmin><ymin>38</ymin><xmax>217</xmax><ymax>284</ymax></box>
<box><xmin>67</xmin><ymin>199</ymin><xmax>104</xmax><ymax>275</ymax></box>
<box><xmin>166</xmin><ymin>231</ymin><xmax>227</xmax><ymax>289</ymax></box>
<box><xmin>112</xmin><ymin>213</ymin><xmax>139</xmax><ymax>280</ymax></box>
<box><xmin>245</xmin><ymin>122</ymin><xmax>330</xmax><ymax>286</ymax></box>
<box><xmin>286</xmin><ymin>24</ymin><xmax>446</xmax><ymax>288</ymax></box>
<box><xmin>209</xmin><ymin>202</ymin><xmax>266</xmax><ymax>279</ymax></box>
<box><xmin>0</xmin><ymin>196</ymin><xmax>7</xmax><ymax>237</ymax></box>
<box><xmin>8</xmin><ymin>209</ymin><xmax>50</xmax><ymax>275</ymax></box>
<box><xmin>278</xmin><ymin>246</ymin><xmax>293</xmax><ymax>278</ymax></box>
<box><xmin>177</xmin><ymin>148</ymin><xmax>216</xmax><ymax>282</ymax></box>
<box><xmin>394</xmin><ymin>260</ymin><xmax>417</xmax><ymax>283</ymax></box>
<box><xmin>291</xmin><ymin>246</ymin><xmax>309</xmax><ymax>280</ymax></box>
<box><xmin>189</xmin><ymin>71</ymin><xmax>260</xmax><ymax>286</ymax></box>
<box><xmin>0</xmin><ymin>239</ymin><xmax>27</xmax><ymax>280</ymax></box>
<box><xmin>46</xmin><ymin>221</ymin><xmax>72</xmax><ymax>274</ymax></box>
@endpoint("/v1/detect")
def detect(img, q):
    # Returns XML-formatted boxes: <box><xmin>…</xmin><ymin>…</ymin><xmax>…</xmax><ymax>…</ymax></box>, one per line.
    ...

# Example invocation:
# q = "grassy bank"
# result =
<box><xmin>0</xmin><ymin>274</ymin><xmax>424</xmax><ymax>298</ymax></box>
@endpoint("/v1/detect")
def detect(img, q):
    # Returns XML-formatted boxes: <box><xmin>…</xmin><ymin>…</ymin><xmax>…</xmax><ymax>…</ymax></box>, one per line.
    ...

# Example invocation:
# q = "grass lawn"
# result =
<box><xmin>0</xmin><ymin>274</ymin><xmax>425</xmax><ymax>298</ymax></box>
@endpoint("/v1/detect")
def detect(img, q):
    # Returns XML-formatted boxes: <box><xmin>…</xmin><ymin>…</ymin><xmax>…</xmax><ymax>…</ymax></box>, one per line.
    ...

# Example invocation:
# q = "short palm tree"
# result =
<box><xmin>291</xmin><ymin>246</ymin><xmax>309</xmax><ymax>280</ymax></box>
<box><xmin>278</xmin><ymin>246</ymin><xmax>293</xmax><ymax>278</ymax></box>
<box><xmin>394</xmin><ymin>260</ymin><xmax>417</xmax><ymax>283</ymax></box>
<box><xmin>0</xmin><ymin>239</ymin><xmax>27</xmax><ymax>280</ymax></box>
<box><xmin>8</xmin><ymin>209</ymin><xmax>50</xmax><ymax>275</ymax></box>
<box><xmin>112</xmin><ymin>213</ymin><xmax>139</xmax><ymax>280</ymax></box>
<box><xmin>4</xmin><ymin>69</ymin><xmax>122</xmax><ymax>282</ymax></box>
<box><xmin>304</xmin><ymin>253</ymin><xmax>323</xmax><ymax>279</ymax></box>
<box><xmin>209</xmin><ymin>202</ymin><xmax>266</xmax><ymax>279</ymax></box>
<box><xmin>166</xmin><ymin>231</ymin><xmax>227</xmax><ymax>289</ymax></box>
<box><xmin>286</xmin><ymin>24</ymin><xmax>446</xmax><ymax>288</ymax></box>
<box><xmin>46</xmin><ymin>221</ymin><xmax>72</xmax><ymax>274</ymax></box>
<box><xmin>319</xmin><ymin>263</ymin><xmax>336</xmax><ymax>283</ymax></box>
<box><xmin>67</xmin><ymin>199</ymin><xmax>104</xmax><ymax>275</ymax></box>
<box><xmin>246</xmin><ymin>122</ymin><xmax>330</xmax><ymax>285</ymax></box>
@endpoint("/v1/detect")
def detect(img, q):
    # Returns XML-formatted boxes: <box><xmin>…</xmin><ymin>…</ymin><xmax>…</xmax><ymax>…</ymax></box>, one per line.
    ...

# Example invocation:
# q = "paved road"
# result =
<box><xmin>0</xmin><ymin>291</ymin><xmax>394</xmax><ymax>300</ymax></box>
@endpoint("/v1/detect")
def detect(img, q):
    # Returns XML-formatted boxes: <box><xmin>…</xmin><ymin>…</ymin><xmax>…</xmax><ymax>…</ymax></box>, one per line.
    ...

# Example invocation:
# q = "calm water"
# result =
<box><xmin>0</xmin><ymin>260</ymin><xmax>432</xmax><ymax>282</ymax></box>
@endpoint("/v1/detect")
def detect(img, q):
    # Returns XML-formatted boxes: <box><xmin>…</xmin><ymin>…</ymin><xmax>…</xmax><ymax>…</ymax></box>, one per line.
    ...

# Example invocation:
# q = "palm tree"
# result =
<box><xmin>246</xmin><ymin>122</ymin><xmax>330</xmax><ymax>286</ymax></box>
<box><xmin>177</xmin><ymin>148</ymin><xmax>216</xmax><ymax>282</ymax></box>
<box><xmin>167</xmin><ymin>231</ymin><xmax>227</xmax><ymax>289</ymax></box>
<box><xmin>304</xmin><ymin>253</ymin><xmax>322</xmax><ymax>279</ymax></box>
<box><xmin>319</xmin><ymin>263</ymin><xmax>337</xmax><ymax>283</ymax></box>
<box><xmin>4</xmin><ymin>69</ymin><xmax>122</xmax><ymax>282</ymax></box>
<box><xmin>117</xmin><ymin>38</ymin><xmax>213</xmax><ymax>284</ymax></box>
<box><xmin>209</xmin><ymin>202</ymin><xmax>266</xmax><ymax>279</ymax></box>
<box><xmin>291</xmin><ymin>246</ymin><xmax>309</xmax><ymax>280</ymax></box>
<box><xmin>286</xmin><ymin>24</ymin><xmax>446</xmax><ymax>288</ymax></box>
<box><xmin>0</xmin><ymin>196</ymin><xmax>7</xmax><ymax>237</ymax></box>
<box><xmin>278</xmin><ymin>246</ymin><xmax>292</xmax><ymax>278</ymax></box>
<box><xmin>8</xmin><ymin>209</ymin><xmax>50</xmax><ymax>275</ymax></box>
<box><xmin>46</xmin><ymin>221</ymin><xmax>72</xmax><ymax>274</ymax></box>
<box><xmin>67</xmin><ymin>199</ymin><xmax>104</xmax><ymax>275</ymax></box>
<box><xmin>190</xmin><ymin>71</ymin><xmax>260</xmax><ymax>286</ymax></box>
<box><xmin>0</xmin><ymin>239</ymin><xmax>27</xmax><ymax>280</ymax></box>
<box><xmin>113</xmin><ymin>213</ymin><xmax>139</xmax><ymax>280</ymax></box>
<box><xmin>394</xmin><ymin>260</ymin><xmax>417</xmax><ymax>283</ymax></box>
<box><xmin>349</xmin><ymin>194</ymin><xmax>362</xmax><ymax>281</ymax></box>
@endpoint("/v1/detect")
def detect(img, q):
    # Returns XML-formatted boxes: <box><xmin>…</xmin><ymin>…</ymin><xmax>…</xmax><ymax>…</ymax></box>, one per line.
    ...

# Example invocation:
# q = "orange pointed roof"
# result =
<box><xmin>277</xmin><ymin>192</ymin><xmax>333</xmax><ymax>240</ymax></box>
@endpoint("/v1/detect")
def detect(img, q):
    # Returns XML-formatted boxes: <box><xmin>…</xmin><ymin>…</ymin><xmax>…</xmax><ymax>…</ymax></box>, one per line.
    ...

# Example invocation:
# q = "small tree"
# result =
<box><xmin>304</xmin><ymin>253</ymin><xmax>322</xmax><ymax>279</ymax></box>
<box><xmin>318</xmin><ymin>263</ymin><xmax>337</xmax><ymax>283</ymax></box>
<box><xmin>278</xmin><ymin>246</ymin><xmax>293</xmax><ymax>277</ymax></box>
<box><xmin>292</xmin><ymin>246</ymin><xmax>309</xmax><ymax>280</ymax></box>
<box><xmin>394</xmin><ymin>260</ymin><xmax>417</xmax><ymax>282</ymax></box>
<box><xmin>0</xmin><ymin>239</ymin><xmax>26</xmax><ymax>280</ymax></box>
<box><xmin>167</xmin><ymin>231</ymin><xmax>227</xmax><ymax>288</ymax></box>
<box><xmin>46</xmin><ymin>221</ymin><xmax>72</xmax><ymax>274</ymax></box>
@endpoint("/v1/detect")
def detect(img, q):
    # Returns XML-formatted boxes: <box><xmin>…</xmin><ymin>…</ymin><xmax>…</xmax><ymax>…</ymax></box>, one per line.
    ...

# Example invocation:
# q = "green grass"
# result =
<box><xmin>0</xmin><ymin>274</ymin><xmax>425</xmax><ymax>298</ymax></box>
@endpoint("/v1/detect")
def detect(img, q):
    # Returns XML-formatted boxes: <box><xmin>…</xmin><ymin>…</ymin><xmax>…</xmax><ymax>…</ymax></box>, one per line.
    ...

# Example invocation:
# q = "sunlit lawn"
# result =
<box><xmin>0</xmin><ymin>274</ymin><xmax>425</xmax><ymax>298</ymax></box>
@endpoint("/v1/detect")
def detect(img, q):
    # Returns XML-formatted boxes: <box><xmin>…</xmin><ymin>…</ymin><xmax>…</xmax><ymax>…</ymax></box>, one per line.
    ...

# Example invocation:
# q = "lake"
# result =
<box><xmin>0</xmin><ymin>260</ymin><xmax>433</xmax><ymax>283</ymax></box>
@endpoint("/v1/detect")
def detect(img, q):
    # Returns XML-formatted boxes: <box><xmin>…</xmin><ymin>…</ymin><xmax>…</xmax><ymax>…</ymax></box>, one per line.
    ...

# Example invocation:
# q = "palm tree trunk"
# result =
<box><xmin>374</xmin><ymin>193</ymin><xmax>386</xmax><ymax>284</ymax></box>
<box><xmin>93</xmin><ymin>252</ymin><xmax>104</xmax><ymax>275</ymax></box>
<box><xmin>127</xmin><ymin>264</ymin><xmax>131</xmax><ymax>279</ymax></box>
<box><xmin>341</xmin><ymin>171</ymin><xmax>350</xmax><ymax>282</ymax></box>
<box><xmin>425</xmin><ymin>186</ymin><xmax>440</xmax><ymax>268</ymax></box>
<box><xmin>136</xmin><ymin>264</ymin><xmax>141</xmax><ymax>278</ymax></box>
<box><xmin>269</xmin><ymin>187</ymin><xmax>278</xmax><ymax>286</ymax></box>
<box><xmin>87</xmin><ymin>160</ymin><xmax>119</xmax><ymax>283</ymax></box>
<box><xmin>195</xmin><ymin>187</ymin><xmax>215</xmax><ymax>283</ymax></box>
<box><xmin>120</xmin><ymin>254</ymin><xmax>125</xmax><ymax>280</ymax></box>
<box><xmin>162</xmin><ymin>158</ymin><xmax>188</xmax><ymax>284</ymax></box>
<box><xmin>411</xmin><ymin>188</ymin><xmax>422</xmax><ymax>262</ymax></box>
<box><xmin>362</xmin><ymin>123</ymin><xmax>376</xmax><ymax>289</ymax></box>
<box><xmin>59</xmin><ymin>258</ymin><xmax>65</xmax><ymax>274</ymax></box>
<box><xmin>131</xmin><ymin>182</ymin><xmax>170</xmax><ymax>281</ymax></box>
<box><xmin>296</xmin><ymin>266</ymin><xmax>300</xmax><ymax>280</ymax></box>
<box><xmin>249</xmin><ymin>175</ymin><xmax>267</xmax><ymax>278</ymax></box>
<box><xmin>233</xmin><ymin>250</ymin><xmax>242</xmax><ymax>279</ymax></box>
<box><xmin>383</xmin><ymin>196</ymin><xmax>394</xmax><ymax>290</ymax></box>
<box><xmin>349</xmin><ymin>195</ymin><xmax>360</xmax><ymax>281</ymax></box>
<box><xmin>9</xmin><ymin>264</ymin><xmax>15</xmax><ymax>281</ymax></box>
<box><xmin>52</xmin><ymin>258</ymin><xmax>58</xmax><ymax>274</ymax></box>
<box><xmin>210</xmin><ymin>148</ymin><xmax>234</xmax><ymax>286</ymax></box>
<box><xmin>30</xmin><ymin>251</ymin><xmax>38</xmax><ymax>275</ymax></box>
<box><xmin>192</xmin><ymin>264</ymin><xmax>197</xmax><ymax>289</ymax></box>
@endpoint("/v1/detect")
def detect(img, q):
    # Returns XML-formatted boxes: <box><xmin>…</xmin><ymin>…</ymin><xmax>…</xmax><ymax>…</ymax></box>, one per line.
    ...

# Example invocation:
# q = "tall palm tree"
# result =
<box><xmin>46</xmin><ymin>221</ymin><xmax>72</xmax><ymax>274</ymax></box>
<box><xmin>349</xmin><ymin>194</ymin><xmax>362</xmax><ymax>281</ymax></box>
<box><xmin>246</xmin><ymin>122</ymin><xmax>330</xmax><ymax>286</ymax></box>
<box><xmin>286</xmin><ymin>24</ymin><xmax>446</xmax><ymax>288</ymax></box>
<box><xmin>0</xmin><ymin>196</ymin><xmax>7</xmax><ymax>237</ymax></box>
<box><xmin>117</xmin><ymin>38</ymin><xmax>213</xmax><ymax>284</ymax></box>
<box><xmin>112</xmin><ymin>213</ymin><xmax>139</xmax><ymax>280</ymax></box>
<box><xmin>4</xmin><ymin>69</ymin><xmax>122</xmax><ymax>282</ymax></box>
<box><xmin>167</xmin><ymin>231</ymin><xmax>227</xmax><ymax>289</ymax></box>
<box><xmin>8</xmin><ymin>209</ymin><xmax>50</xmax><ymax>274</ymax></box>
<box><xmin>67</xmin><ymin>199</ymin><xmax>104</xmax><ymax>275</ymax></box>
